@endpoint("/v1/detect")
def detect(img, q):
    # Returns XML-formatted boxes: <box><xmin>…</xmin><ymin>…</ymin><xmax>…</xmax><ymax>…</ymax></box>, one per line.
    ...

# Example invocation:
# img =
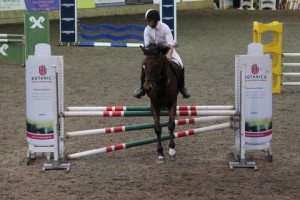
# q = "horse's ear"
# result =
<box><xmin>161</xmin><ymin>46</ymin><xmax>170</xmax><ymax>56</ymax></box>
<box><xmin>140</xmin><ymin>45</ymin><xmax>146</xmax><ymax>55</ymax></box>
<box><xmin>140</xmin><ymin>45</ymin><xmax>151</xmax><ymax>55</ymax></box>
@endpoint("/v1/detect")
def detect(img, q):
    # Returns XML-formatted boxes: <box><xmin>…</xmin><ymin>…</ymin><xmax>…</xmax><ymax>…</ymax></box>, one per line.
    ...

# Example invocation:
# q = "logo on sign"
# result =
<box><xmin>39</xmin><ymin>65</ymin><xmax>47</xmax><ymax>75</ymax></box>
<box><xmin>0</xmin><ymin>44</ymin><xmax>9</xmax><ymax>56</ymax></box>
<box><xmin>29</xmin><ymin>16</ymin><xmax>45</xmax><ymax>29</ymax></box>
<box><xmin>251</xmin><ymin>64</ymin><xmax>259</xmax><ymax>74</ymax></box>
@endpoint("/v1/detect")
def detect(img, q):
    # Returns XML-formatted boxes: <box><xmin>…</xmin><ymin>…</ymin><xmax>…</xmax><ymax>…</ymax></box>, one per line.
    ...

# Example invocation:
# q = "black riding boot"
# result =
<box><xmin>134</xmin><ymin>67</ymin><xmax>145</xmax><ymax>98</ymax></box>
<box><xmin>179</xmin><ymin>68</ymin><xmax>190</xmax><ymax>98</ymax></box>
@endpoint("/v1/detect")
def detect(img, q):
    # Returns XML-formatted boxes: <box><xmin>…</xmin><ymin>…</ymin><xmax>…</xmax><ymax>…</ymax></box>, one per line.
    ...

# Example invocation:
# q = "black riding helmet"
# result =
<box><xmin>144</xmin><ymin>9</ymin><xmax>160</xmax><ymax>22</ymax></box>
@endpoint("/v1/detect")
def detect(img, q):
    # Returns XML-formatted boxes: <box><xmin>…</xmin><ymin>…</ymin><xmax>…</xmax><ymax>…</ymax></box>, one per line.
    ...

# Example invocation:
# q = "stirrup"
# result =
<box><xmin>180</xmin><ymin>88</ymin><xmax>190</xmax><ymax>98</ymax></box>
<box><xmin>134</xmin><ymin>88</ymin><xmax>145</xmax><ymax>98</ymax></box>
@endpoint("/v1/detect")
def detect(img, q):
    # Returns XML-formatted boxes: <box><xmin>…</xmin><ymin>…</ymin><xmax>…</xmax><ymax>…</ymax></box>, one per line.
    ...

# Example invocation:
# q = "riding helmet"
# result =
<box><xmin>144</xmin><ymin>9</ymin><xmax>160</xmax><ymax>22</ymax></box>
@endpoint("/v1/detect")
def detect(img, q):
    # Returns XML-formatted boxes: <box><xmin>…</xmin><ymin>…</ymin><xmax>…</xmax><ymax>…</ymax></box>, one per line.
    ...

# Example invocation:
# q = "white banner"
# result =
<box><xmin>95</xmin><ymin>0</ymin><xmax>125</xmax><ymax>7</ymax></box>
<box><xmin>237</xmin><ymin>43</ymin><xmax>272</xmax><ymax>145</ymax></box>
<box><xmin>0</xmin><ymin>0</ymin><xmax>26</xmax><ymax>10</ymax></box>
<box><xmin>154</xmin><ymin>0</ymin><xmax>180</xmax><ymax>3</ymax></box>
<box><xmin>26</xmin><ymin>52</ymin><xmax>63</xmax><ymax>147</ymax></box>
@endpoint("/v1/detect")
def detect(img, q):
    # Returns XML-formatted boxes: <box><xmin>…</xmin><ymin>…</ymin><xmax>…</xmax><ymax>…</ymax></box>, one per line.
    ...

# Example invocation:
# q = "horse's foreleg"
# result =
<box><xmin>152</xmin><ymin>106</ymin><xmax>165</xmax><ymax>164</ymax></box>
<box><xmin>168</xmin><ymin>120</ymin><xmax>176</xmax><ymax>161</ymax></box>
<box><xmin>151</xmin><ymin>104</ymin><xmax>165</xmax><ymax>164</ymax></box>
<box><xmin>168</xmin><ymin>106</ymin><xmax>177</xmax><ymax>161</ymax></box>
<box><xmin>168</xmin><ymin>120</ymin><xmax>175</xmax><ymax>149</ymax></box>
<box><xmin>154</xmin><ymin>124</ymin><xmax>165</xmax><ymax>164</ymax></box>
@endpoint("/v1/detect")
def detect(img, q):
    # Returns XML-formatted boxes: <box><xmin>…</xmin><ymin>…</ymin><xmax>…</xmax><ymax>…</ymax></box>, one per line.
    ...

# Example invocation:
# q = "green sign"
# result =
<box><xmin>0</xmin><ymin>41</ymin><xmax>24</xmax><ymax>64</ymax></box>
<box><xmin>25</xmin><ymin>11</ymin><xmax>50</xmax><ymax>60</ymax></box>
<box><xmin>0</xmin><ymin>12</ymin><xmax>50</xmax><ymax>65</ymax></box>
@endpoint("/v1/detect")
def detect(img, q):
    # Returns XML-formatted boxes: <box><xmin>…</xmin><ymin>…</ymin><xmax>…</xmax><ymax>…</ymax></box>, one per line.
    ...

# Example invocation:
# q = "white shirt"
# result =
<box><xmin>144</xmin><ymin>21</ymin><xmax>183</xmax><ymax>67</ymax></box>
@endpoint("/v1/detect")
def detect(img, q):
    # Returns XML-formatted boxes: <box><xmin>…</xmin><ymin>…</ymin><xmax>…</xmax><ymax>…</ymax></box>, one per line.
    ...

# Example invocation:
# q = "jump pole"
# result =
<box><xmin>281</xmin><ymin>53</ymin><xmax>300</xmax><ymax>86</ymax></box>
<box><xmin>0</xmin><ymin>38</ymin><xmax>24</xmax><ymax>42</ymax></box>
<box><xmin>63</xmin><ymin>110</ymin><xmax>238</xmax><ymax>117</ymax></box>
<box><xmin>282</xmin><ymin>53</ymin><xmax>300</xmax><ymax>57</ymax></box>
<box><xmin>68</xmin><ymin>122</ymin><xmax>231</xmax><ymax>159</ymax></box>
<box><xmin>66</xmin><ymin>105</ymin><xmax>235</xmax><ymax>111</ymax></box>
<box><xmin>66</xmin><ymin>116</ymin><xmax>231</xmax><ymax>137</ymax></box>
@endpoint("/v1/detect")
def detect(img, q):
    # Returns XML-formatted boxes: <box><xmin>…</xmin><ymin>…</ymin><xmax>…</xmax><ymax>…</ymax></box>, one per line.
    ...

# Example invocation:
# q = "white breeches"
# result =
<box><xmin>171</xmin><ymin>49</ymin><xmax>183</xmax><ymax>68</ymax></box>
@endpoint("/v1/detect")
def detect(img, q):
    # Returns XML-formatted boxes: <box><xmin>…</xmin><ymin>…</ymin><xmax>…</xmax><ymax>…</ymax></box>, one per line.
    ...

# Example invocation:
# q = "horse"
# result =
<box><xmin>140</xmin><ymin>43</ymin><xmax>181</xmax><ymax>164</ymax></box>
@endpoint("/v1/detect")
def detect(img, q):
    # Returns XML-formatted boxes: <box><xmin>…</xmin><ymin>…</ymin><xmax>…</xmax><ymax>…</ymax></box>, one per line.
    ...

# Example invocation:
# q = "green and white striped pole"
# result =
<box><xmin>63</xmin><ymin>110</ymin><xmax>238</xmax><ymax>117</ymax></box>
<box><xmin>66</xmin><ymin>116</ymin><xmax>231</xmax><ymax>137</ymax></box>
<box><xmin>67</xmin><ymin>122</ymin><xmax>231</xmax><ymax>159</ymax></box>
<box><xmin>66</xmin><ymin>105</ymin><xmax>235</xmax><ymax>111</ymax></box>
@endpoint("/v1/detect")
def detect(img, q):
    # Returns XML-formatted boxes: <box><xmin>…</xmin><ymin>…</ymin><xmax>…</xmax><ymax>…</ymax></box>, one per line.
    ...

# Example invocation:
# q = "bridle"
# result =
<box><xmin>142</xmin><ymin>43</ymin><xmax>173</xmax><ymax>89</ymax></box>
<box><xmin>145</xmin><ymin>57</ymin><xmax>172</xmax><ymax>88</ymax></box>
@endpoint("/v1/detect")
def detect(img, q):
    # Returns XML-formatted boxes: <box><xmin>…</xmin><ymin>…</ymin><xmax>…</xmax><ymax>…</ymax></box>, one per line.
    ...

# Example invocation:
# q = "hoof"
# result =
<box><xmin>169</xmin><ymin>148</ymin><xmax>176</xmax><ymax>161</ymax></box>
<box><xmin>169</xmin><ymin>154</ymin><xmax>177</xmax><ymax>161</ymax></box>
<box><xmin>156</xmin><ymin>156</ymin><xmax>166</xmax><ymax>164</ymax></box>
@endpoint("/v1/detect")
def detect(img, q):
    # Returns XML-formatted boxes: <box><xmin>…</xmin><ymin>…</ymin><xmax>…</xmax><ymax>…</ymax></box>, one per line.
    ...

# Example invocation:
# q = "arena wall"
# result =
<box><xmin>0</xmin><ymin>1</ymin><xmax>214</xmax><ymax>25</ymax></box>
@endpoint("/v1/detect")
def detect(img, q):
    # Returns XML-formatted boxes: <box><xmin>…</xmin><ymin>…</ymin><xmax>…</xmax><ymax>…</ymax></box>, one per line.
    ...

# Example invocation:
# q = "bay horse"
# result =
<box><xmin>140</xmin><ymin>43</ymin><xmax>181</xmax><ymax>164</ymax></box>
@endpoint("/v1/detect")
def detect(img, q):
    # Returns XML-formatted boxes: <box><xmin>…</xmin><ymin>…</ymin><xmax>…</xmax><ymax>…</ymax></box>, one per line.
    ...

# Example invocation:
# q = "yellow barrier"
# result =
<box><xmin>253</xmin><ymin>21</ymin><xmax>283</xmax><ymax>93</ymax></box>
<box><xmin>77</xmin><ymin>0</ymin><xmax>95</xmax><ymax>9</ymax></box>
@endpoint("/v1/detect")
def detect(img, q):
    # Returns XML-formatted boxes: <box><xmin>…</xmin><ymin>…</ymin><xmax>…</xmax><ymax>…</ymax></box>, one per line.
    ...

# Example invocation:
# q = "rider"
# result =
<box><xmin>134</xmin><ymin>9</ymin><xmax>190</xmax><ymax>99</ymax></box>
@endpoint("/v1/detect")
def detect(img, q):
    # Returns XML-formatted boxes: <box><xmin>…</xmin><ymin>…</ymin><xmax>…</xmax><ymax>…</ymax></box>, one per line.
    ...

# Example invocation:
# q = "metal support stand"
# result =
<box><xmin>229</xmin><ymin>68</ymin><xmax>257</xmax><ymax>170</ymax></box>
<box><xmin>43</xmin><ymin>161</ymin><xmax>70</xmax><ymax>171</ymax></box>
<box><xmin>229</xmin><ymin>159</ymin><xmax>257</xmax><ymax>169</ymax></box>
<box><xmin>42</xmin><ymin>67</ymin><xmax>70</xmax><ymax>172</ymax></box>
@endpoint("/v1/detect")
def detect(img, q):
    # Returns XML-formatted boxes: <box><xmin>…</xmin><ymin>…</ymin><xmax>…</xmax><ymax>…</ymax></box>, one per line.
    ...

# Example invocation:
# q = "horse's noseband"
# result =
<box><xmin>145</xmin><ymin>65</ymin><xmax>171</xmax><ymax>90</ymax></box>
<box><xmin>143</xmin><ymin>47</ymin><xmax>173</xmax><ymax>91</ymax></box>
<box><xmin>145</xmin><ymin>75</ymin><xmax>162</xmax><ymax>82</ymax></box>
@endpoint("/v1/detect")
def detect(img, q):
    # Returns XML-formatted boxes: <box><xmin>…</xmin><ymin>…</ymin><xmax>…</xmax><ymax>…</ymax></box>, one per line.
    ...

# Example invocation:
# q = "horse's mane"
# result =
<box><xmin>143</xmin><ymin>43</ymin><xmax>170</xmax><ymax>57</ymax></box>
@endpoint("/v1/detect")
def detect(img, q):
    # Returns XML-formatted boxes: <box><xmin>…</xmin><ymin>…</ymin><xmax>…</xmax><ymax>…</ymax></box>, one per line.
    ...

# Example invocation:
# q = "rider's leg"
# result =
<box><xmin>179</xmin><ymin>67</ymin><xmax>190</xmax><ymax>98</ymax></box>
<box><xmin>133</xmin><ymin>66</ymin><xmax>145</xmax><ymax>98</ymax></box>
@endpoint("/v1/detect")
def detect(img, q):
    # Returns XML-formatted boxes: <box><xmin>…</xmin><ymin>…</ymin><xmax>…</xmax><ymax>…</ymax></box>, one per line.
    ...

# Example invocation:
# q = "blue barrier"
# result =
<box><xmin>78</xmin><ymin>23</ymin><xmax>144</xmax><ymax>47</ymax></box>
